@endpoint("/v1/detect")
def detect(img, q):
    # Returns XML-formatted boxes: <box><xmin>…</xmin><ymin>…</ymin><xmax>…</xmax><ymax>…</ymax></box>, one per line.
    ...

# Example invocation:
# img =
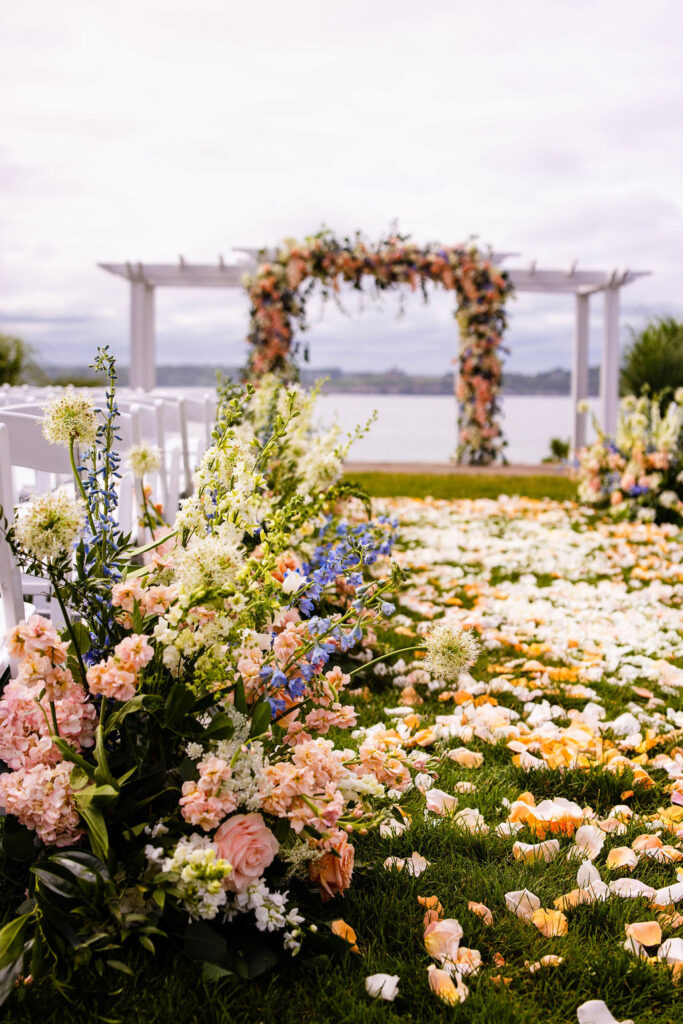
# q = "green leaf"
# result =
<box><xmin>233</xmin><ymin>679</ymin><xmax>247</xmax><ymax>714</ymax></box>
<box><xmin>94</xmin><ymin>723</ymin><xmax>117</xmax><ymax>788</ymax></box>
<box><xmin>106</xmin><ymin>959</ymin><xmax>135</xmax><ymax>976</ymax></box>
<box><xmin>0</xmin><ymin>939</ymin><xmax>32</xmax><ymax>1009</ymax></box>
<box><xmin>53</xmin><ymin>739</ymin><xmax>96</xmax><ymax>779</ymax></box>
<box><xmin>250</xmin><ymin>700</ymin><xmax>272</xmax><ymax>738</ymax></box>
<box><xmin>164</xmin><ymin>684</ymin><xmax>196</xmax><ymax>728</ymax></box>
<box><xmin>202</xmin><ymin>962</ymin><xmax>235</xmax><ymax>981</ymax></box>
<box><xmin>203</xmin><ymin>712</ymin><xmax>235</xmax><ymax>741</ymax></box>
<box><xmin>0</xmin><ymin>914</ymin><xmax>32</xmax><ymax>971</ymax></box>
<box><xmin>73</xmin><ymin>798</ymin><xmax>109</xmax><ymax>862</ymax></box>
<box><xmin>68</xmin><ymin>620</ymin><xmax>93</xmax><ymax>655</ymax></box>
<box><xmin>105</xmin><ymin>693</ymin><xmax>163</xmax><ymax>735</ymax></box>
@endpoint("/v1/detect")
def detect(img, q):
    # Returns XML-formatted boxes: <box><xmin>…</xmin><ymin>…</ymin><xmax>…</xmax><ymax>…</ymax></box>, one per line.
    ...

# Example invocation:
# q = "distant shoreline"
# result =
<box><xmin>40</xmin><ymin>364</ymin><xmax>601</xmax><ymax>397</ymax></box>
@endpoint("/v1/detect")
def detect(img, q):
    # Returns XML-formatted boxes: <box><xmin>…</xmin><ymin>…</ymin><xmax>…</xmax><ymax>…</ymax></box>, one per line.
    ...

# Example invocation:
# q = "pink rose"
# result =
<box><xmin>213</xmin><ymin>813</ymin><xmax>279</xmax><ymax>892</ymax></box>
<box><xmin>308</xmin><ymin>829</ymin><xmax>354</xmax><ymax>901</ymax></box>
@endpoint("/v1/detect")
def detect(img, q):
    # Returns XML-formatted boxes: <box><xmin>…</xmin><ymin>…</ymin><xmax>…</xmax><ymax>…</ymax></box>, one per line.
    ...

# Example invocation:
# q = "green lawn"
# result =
<box><xmin>345</xmin><ymin>472</ymin><xmax>577</xmax><ymax>502</ymax></box>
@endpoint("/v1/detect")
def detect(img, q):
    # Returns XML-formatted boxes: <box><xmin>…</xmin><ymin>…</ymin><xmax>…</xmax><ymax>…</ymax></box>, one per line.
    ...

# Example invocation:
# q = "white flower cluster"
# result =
<box><xmin>228</xmin><ymin>880</ymin><xmax>305</xmax><ymax>948</ymax></box>
<box><xmin>423</xmin><ymin>620</ymin><xmax>480</xmax><ymax>681</ymax></box>
<box><xmin>14</xmin><ymin>488</ymin><xmax>85</xmax><ymax>562</ymax></box>
<box><xmin>173</xmin><ymin>525</ymin><xmax>245</xmax><ymax>599</ymax></box>
<box><xmin>127</xmin><ymin>443</ymin><xmax>162</xmax><ymax>479</ymax></box>
<box><xmin>41</xmin><ymin>388</ymin><xmax>98</xmax><ymax>449</ymax></box>
<box><xmin>146</xmin><ymin>833</ymin><xmax>232</xmax><ymax>920</ymax></box>
<box><xmin>175</xmin><ymin>432</ymin><xmax>265</xmax><ymax>536</ymax></box>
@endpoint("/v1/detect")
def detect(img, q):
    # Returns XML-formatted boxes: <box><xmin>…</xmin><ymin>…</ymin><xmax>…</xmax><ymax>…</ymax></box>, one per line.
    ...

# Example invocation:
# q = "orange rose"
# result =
<box><xmin>309</xmin><ymin>829</ymin><xmax>354</xmax><ymax>901</ymax></box>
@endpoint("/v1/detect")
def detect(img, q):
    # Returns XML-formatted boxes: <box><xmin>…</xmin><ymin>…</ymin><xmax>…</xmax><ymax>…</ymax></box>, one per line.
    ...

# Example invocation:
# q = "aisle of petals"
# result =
<box><xmin>352</xmin><ymin>495</ymin><xmax>683</xmax><ymax>1021</ymax></box>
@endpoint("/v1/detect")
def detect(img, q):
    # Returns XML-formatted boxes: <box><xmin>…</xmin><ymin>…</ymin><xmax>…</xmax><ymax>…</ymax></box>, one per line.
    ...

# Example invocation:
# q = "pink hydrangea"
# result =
<box><xmin>179</xmin><ymin>756</ymin><xmax>238</xmax><ymax>830</ymax></box>
<box><xmin>0</xmin><ymin>761</ymin><xmax>82</xmax><ymax>846</ymax></box>
<box><xmin>304</xmin><ymin>703</ymin><xmax>357</xmax><ymax>735</ymax></box>
<box><xmin>0</xmin><ymin>678</ymin><xmax>97</xmax><ymax>770</ymax></box>
<box><xmin>6</xmin><ymin>614</ymin><xmax>68</xmax><ymax>663</ymax></box>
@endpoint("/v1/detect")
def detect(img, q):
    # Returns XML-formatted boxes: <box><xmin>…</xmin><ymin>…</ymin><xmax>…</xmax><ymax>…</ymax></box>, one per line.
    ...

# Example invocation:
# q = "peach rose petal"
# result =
<box><xmin>468</xmin><ymin>900</ymin><xmax>493</xmax><ymax>925</ymax></box>
<box><xmin>625</xmin><ymin>920</ymin><xmax>662</xmax><ymax>947</ymax></box>
<box><xmin>331</xmin><ymin>919</ymin><xmax>359</xmax><ymax>953</ymax></box>
<box><xmin>425</xmin><ymin>788</ymin><xmax>458</xmax><ymax>815</ymax></box>
<box><xmin>531</xmin><ymin>908</ymin><xmax>568</xmax><ymax>938</ymax></box>
<box><xmin>424</xmin><ymin>918</ymin><xmax>463</xmax><ymax>964</ymax></box>
<box><xmin>526</xmin><ymin>954</ymin><xmax>564</xmax><ymax>972</ymax></box>
<box><xmin>447</xmin><ymin>747</ymin><xmax>484</xmax><ymax>768</ymax></box>
<box><xmin>606</xmin><ymin>847</ymin><xmax>638</xmax><ymax>871</ymax></box>
<box><xmin>513</xmin><ymin>839</ymin><xmax>560</xmax><ymax>864</ymax></box>
<box><xmin>427</xmin><ymin>965</ymin><xmax>468</xmax><ymax>1005</ymax></box>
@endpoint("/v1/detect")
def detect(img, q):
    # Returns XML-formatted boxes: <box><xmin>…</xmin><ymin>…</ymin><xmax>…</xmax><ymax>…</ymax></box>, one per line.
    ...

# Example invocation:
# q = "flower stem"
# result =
<box><xmin>69</xmin><ymin>438</ymin><xmax>96</xmax><ymax>535</ymax></box>
<box><xmin>348</xmin><ymin>644</ymin><xmax>425</xmax><ymax>677</ymax></box>
<box><xmin>48</xmin><ymin>569</ymin><xmax>88</xmax><ymax>687</ymax></box>
<box><xmin>139</xmin><ymin>479</ymin><xmax>156</xmax><ymax>536</ymax></box>
<box><xmin>49</xmin><ymin>700</ymin><xmax>61</xmax><ymax>737</ymax></box>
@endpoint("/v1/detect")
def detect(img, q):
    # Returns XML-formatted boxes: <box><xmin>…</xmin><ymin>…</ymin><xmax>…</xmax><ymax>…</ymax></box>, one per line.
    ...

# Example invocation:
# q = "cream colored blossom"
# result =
<box><xmin>41</xmin><ymin>388</ymin><xmax>97</xmax><ymax>448</ymax></box>
<box><xmin>128</xmin><ymin>443</ymin><xmax>162</xmax><ymax>479</ymax></box>
<box><xmin>424</xmin><ymin>621</ymin><xmax>479</xmax><ymax>681</ymax></box>
<box><xmin>14</xmin><ymin>488</ymin><xmax>85</xmax><ymax>561</ymax></box>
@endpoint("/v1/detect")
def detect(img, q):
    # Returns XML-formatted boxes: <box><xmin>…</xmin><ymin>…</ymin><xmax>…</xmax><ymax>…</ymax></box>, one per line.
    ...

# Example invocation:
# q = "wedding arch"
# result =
<box><xmin>244</xmin><ymin>231</ymin><xmax>512</xmax><ymax>465</ymax></box>
<box><xmin>100</xmin><ymin>241</ymin><xmax>649</xmax><ymax>463</ymax></box>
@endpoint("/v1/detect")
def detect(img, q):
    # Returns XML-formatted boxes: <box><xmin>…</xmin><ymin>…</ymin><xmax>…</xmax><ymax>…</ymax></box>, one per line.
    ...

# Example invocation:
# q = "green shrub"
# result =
<box><xmin>620</xmin><ymin>316</ymin><xmax>683</xmax><ymax>398</ymax></box>
<box><xmin>0</xmin><ymin>334</ymin><xmax>44</xmax><ymax>385</ymax></box>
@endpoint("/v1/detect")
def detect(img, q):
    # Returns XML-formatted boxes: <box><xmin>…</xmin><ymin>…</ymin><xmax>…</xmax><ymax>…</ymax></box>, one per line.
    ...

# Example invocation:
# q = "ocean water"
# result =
<box><xmin>315</xmin><ymin>394</ymin><xmax>601</xmax><ymax>464</ymax></box>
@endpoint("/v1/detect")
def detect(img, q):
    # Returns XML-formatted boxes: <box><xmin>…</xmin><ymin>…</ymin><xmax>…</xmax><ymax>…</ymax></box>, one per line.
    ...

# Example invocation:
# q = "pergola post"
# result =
<box><xmin>571</xmin><ymin>291</ymin><xmax>590</xmax><ymax>454</ymax></box>
<box><xmin>130</xmin><ymin>280</ymin><xmax>156</xmax><ymax>391</ymax></box>
<box><xmin>601</xmin><ymin>286</ymin><xmax>620</xmax><ymax>436</ymax></box>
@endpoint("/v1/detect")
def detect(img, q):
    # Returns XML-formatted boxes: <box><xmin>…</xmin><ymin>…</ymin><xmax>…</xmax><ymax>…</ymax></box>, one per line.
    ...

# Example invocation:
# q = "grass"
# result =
<box><xmin>345</xmin><ymin>472</ymin><xmax>577</xmax><ymax>502</ymax></box>
<box><xmin>3</xmin><ymin>492</ymin><xmax>683</xmax><ymax>1024</ymax></box>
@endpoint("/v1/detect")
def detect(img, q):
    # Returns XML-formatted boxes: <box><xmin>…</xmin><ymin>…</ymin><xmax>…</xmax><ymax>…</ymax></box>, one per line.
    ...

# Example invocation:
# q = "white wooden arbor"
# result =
<box><xmin>100</xmin><ymin>252</ymin><xmax>649</xmax><ymax>453</ymax></box>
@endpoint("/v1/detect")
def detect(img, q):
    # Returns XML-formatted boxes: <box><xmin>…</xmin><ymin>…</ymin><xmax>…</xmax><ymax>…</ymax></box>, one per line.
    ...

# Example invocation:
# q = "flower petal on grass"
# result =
<box><xmin>425</xmin><ymin>788</ymin><xmax>458</xmax><ymax>815</ymax></box>
<box><xmin>424</xmin><ymin>919</ymin><xmax>463</xmax><ymax>963</ymax></box>
<box><xmin>576</xmin><ymin>1000</ymin><xmax>634</xmax><ymax>1024</ymax></box>
<box><xmin>505</xmin><ymin>888</ymin><xmax>541</xmax><ymax>922</ymax></box>
<box><xmin>453</xmin><ymin>807</ymin><xmax>489</xmax><ymax>834</ymax></box>
<box><xmin>625</xmin><ymin>921</ymin><xmax>662</xmax><ymax>947</ymax></box>
<box><xmin>569</xmin><ymin>824</ymin><xmax>605</xmax><ymax>861</ymax></box>
<box><xmin>608</xmin><ymin>878</ymin><xmax>656</xmax><ymax>899</ymax></box>
<box><xmin>513</xmin><ymin>839</ymin><xmax>560</xmax><ymax>864</ymax></box>
<box><xmin>606</xmin><ymin>847</ymin><xmax>638</xmax><ymax>871</ymax></box>
<box><xmin>467</xmin><ymin>901</ymin><xmax>493</xmax><ymax>925</ymax></box>
<box><xmin>427</xmin><ymin>965</ymin><xmax>468</xmax><ymax>1005</ymax></box>
<box><xmin>365</xmin><ymin>974</ymin><xmax>399</xmax><ymax>1001</ymax></box>
<box><xmin>331</xmin><ymin>919</ymin><xmax>359</xmax><ymax>953</ymax></box>
<box><xmin>447</xmin><ymin>747</ymin><xmax>483</xmax><ymax>768</ymax></box>
<box><xmin>531</xmin><ymin>908</ymin><xmax>568</xmax><ymax>937</ymax></box>
<box><xmin>526</xmin><ymin>955</ymin><xmax>564</xmax><ymax>972</ymax></box>
<box><xmin>657</xmin><ymin>937</ymin><xmax>683</xmax><ymax>963</ymax></box>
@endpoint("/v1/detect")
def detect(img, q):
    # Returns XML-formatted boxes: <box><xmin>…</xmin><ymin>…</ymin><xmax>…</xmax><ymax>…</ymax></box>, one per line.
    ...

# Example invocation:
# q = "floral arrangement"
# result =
<box><xmin>576</xmin><ymin>392</ymin><xmax>683</xmax><ymax>522</ymax></box>
<box><xmin>0</xmin><ymin>352</ymin><xmax>478</xmax><ymax>1007</ymax></box>
<box><xmin>243</xmin><ymin>229</ymin><xmax>512</xmax><ymax>465</ymax></box>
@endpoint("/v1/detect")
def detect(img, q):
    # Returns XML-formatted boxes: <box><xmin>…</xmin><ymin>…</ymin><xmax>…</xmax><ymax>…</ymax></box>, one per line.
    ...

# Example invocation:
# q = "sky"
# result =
<box><xmin>1</xmin><ymin>0</ymin><xmax>682</xmax><ymax>376</ymax></box>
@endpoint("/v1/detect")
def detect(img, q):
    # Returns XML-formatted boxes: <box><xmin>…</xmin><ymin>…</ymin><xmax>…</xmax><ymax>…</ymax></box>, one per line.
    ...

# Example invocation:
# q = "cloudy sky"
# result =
<box><xmin>2</xmin><ymin>0</ymin><xmax>682</xmax><ymax>376</ymax></box>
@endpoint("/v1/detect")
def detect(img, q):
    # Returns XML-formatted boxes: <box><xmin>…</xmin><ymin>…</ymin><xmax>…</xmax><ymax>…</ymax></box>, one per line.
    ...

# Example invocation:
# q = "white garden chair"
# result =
<box><xmin>0</xmin><ymin>424</ymin><xmax>34</xmax><ymax>676</ymax></box>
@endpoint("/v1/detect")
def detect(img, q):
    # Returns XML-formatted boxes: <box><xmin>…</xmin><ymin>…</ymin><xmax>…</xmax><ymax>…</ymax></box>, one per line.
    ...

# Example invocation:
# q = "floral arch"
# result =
<box><xmin>244</xmin><ymin>231</ymin><xmax>513</xmax><ymax>464</ymax></box>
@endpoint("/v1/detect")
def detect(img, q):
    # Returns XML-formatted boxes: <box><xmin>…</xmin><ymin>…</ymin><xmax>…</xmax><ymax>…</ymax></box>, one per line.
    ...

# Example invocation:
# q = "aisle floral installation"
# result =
<box><xmin>0</xmin><ymin>352</ymin><xmax>459</xmax><ymax>1006</ymax></box>
<box><xmin>243</xmin><ymin>229</ymin><xmax>513</xmax><ymax>465</ymax></box>
<box><xmin>576</xmin><ymin>392</ymin><xmax>683</xmax><ymax>523</ymax></box>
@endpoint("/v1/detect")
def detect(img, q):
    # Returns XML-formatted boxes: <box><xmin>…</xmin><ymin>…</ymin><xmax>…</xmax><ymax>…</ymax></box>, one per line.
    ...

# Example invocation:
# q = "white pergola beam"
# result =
<box><xmin>571</xmin><ymin>292</ymin><xmax>590</xmax><ymax>454</ymax></box>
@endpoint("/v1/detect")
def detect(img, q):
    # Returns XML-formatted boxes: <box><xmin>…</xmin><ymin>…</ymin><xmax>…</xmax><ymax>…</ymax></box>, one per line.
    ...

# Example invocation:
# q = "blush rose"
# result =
<box><xmin>213</xmin><ymin>812</ymin><xmax>279</xmax><ymax>893</ymax></box>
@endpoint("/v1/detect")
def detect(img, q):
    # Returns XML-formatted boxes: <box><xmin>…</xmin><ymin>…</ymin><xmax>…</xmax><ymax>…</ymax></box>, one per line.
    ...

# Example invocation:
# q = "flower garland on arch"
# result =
<box><xmin>244</xmin><ymin>230</ymin><xmax>513</xmax><ymax>464</ymax></box>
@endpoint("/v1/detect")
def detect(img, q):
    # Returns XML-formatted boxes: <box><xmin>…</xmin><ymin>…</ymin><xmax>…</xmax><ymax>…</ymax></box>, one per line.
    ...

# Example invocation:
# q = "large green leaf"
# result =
<box><xmin>0</xmin><ymin>914</ymin><xmax>32</xmax><ymax>970</ymax></box>
<box><xmin>164</xmin><ymin>684</ymin><xmax>196</xmax><ymax>728</ymax></box>
<box><xmin>250</xmin><ymin>700</ymin><xmax>272</xmax><ymax>738</ymax></box>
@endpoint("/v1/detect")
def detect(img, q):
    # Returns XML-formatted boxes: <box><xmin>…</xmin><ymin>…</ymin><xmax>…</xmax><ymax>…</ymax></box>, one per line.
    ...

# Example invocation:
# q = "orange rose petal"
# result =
<box><xmin>531</xmin><ymin>908</ymin><xmax>568</xmax><ymax>938</ymax></box>
<box><xmin>468</xmin><ymin>901</ymin><xmax>493</xmax><ymax>925</ymax></box>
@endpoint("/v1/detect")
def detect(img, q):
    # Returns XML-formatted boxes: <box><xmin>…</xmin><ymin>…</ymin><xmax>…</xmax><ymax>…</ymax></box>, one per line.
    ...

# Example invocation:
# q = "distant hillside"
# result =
<box><xmin>42</xmin><ymin>364</ymin><xmax>601</xmax><ymax>396</ymax></box>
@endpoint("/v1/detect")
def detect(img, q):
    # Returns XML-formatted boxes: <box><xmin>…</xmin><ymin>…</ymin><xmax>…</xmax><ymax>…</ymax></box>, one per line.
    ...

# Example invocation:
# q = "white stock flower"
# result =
<box><xmin>14</xmin><ymin>488</ymin><xmax>85</xmax><ymax>561</ymax></box>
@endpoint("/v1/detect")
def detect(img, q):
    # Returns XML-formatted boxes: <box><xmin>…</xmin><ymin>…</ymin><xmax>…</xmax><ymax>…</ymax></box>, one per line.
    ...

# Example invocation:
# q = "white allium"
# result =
<box><xmin>174</xmin><ymin>526</ymin><xmax>244</xmax><ymax>596</ymax></box>
<box><xmin>127</xmin><ymin>443</ymin><xmax>162</xmax><ymax>479</ymax></box>
<box><xmin>41</xmin><ymin>388</ymin><xmax>98</xmax><ymax>448</ymax></box>
<box><xmin>423</xmin><ymin>621</ymin><xmax>480</xmax><ymax>681</ymax></box>
<box><xmin>14</xmin><ymin>488</ymin><xmax>85</xmax><ymax>561</ymax></box>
